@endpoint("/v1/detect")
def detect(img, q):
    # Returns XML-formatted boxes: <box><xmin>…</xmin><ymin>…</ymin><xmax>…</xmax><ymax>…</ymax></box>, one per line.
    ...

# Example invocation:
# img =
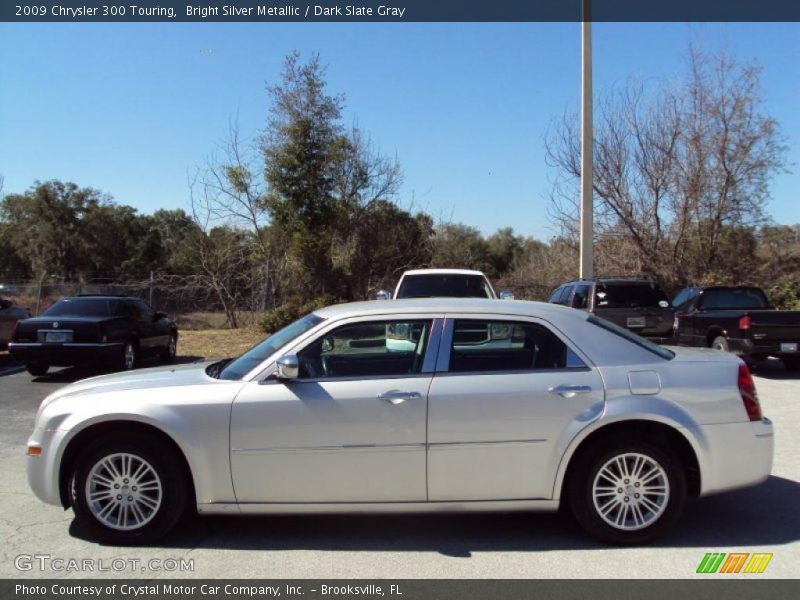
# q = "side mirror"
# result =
<box><xmin>375</xmin><ymin>290</ymin><xmax>392</xmax><ymax>301</ymax></box>
<box><xmin>498</xmin><ymin>291</ymin><xmax>515</xmax><ymax>300</ymax></box>
<box><xmin>0</xmin><ymin>299</ymin><xmax>11</xmax><ymax>310</ymax></box>
<box><xmin>153</xmin><ymin>311</ymin><xmax>168</xmax><ymax>321</ymax></box>
<box><xmin>275</xmin><ymin>355</ymin><xmax>299</xmax><ymax>380</ymax></box>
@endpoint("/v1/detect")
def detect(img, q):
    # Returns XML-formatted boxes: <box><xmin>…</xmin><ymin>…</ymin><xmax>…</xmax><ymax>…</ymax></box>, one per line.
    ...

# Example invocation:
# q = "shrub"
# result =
<box><xmin>259</xmin><ymin>295</ymin><xmax>344</xmax><ymax>333</ymax></box>
<box><xmin>764</xmin><ymin>275</ymin><xmax>800</xmax><ymax>310</ymax></box>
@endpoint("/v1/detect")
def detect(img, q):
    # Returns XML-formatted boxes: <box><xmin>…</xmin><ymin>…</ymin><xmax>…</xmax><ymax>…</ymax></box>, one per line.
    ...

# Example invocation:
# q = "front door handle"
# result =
<box><xmin>548</xmin><ymin>384</ymin><xmax>593</xmax><ymax>398</ymax></box>
<box><xmin>378</xmin><ymin>390</ymin><xmax>422</xmax><ymax>405</ymax></box>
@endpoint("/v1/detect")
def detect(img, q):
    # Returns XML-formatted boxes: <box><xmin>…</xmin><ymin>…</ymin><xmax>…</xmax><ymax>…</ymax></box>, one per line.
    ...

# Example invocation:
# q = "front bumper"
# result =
<box><xmin>27</xmin><ymin>427</ymin><xmax>66</xmax><ymax>507</ymax></box>
<box><xmin>9</xmin><ymin>342</ymin><xmax>123</xmax><ymax>366</ymax></box>
<box><xmin>699</xmin><ymin>418</ymin><xmax>774</xmax><ymax>496</ymax></box>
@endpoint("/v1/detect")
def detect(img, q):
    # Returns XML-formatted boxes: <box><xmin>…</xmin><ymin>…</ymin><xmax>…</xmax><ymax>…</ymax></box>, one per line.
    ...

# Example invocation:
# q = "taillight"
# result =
<box><xmin>739</xmin><ymin>315</ymin><xmax>752</xmax><ymax>330</ymax></box>
<box><xmin>738</xmin><ymin>363</ymin><xmax>762</xmax><ymax>421</ymax></box>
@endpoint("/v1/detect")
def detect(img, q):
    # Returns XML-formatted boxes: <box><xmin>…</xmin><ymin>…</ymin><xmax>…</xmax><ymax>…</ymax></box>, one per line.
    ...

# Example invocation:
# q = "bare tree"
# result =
<box><xmin>179</xmin><ymin>123</ymin><xmax>292</xmax><ymax>327</ymax></box>
<box><xmin>546</xmin><ymin>47</ymin><xmax>787</xmax><ymax>286</ymax></box>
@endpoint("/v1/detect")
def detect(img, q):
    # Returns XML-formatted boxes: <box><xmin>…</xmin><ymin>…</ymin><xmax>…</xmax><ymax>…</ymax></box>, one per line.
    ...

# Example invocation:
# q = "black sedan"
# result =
<box><xmin>9</xmin><ymin>295</ymin><xmax>178</xmax><ymax>376</ymax></box>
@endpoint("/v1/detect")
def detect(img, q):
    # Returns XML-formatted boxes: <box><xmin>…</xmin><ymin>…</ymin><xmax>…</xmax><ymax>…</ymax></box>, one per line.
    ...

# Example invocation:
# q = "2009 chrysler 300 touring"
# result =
<box><xmin>26</xmin><ymin>299</ymin><xmax>773</xmax><ymax>544</ymax></box>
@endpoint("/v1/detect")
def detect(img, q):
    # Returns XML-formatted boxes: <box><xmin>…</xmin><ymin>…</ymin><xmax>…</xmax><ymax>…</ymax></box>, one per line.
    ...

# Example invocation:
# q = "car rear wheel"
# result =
<box><xmin>711</xmin><ymin>336</ymin><xmax>730</xmax><ymax>353</ymax></box>
<box><xmin>161</xmin><ymin>334</ymin><xmax>177</xmax><ymax>363</ymax></box>
<box><xmin>568</xmin><ymin>441</ymin><xmax>686</xmax><ymax>544</ymax></box>
<box><xmin>783</xmin><ymin>356</ymin><xmax>800</xmax><ymax>372</ymax></box>
<box><xmin>121</xmin><ymin>341</ymin><xmax>137</xmax><ymax>371</ymax></box>
<box><xmin>26</xmin><ymin>362</ymin><xmax>49</xmax><ymax>376</ymax></box>
<box><xmin>71</xmin><ymin>435</ymin><xmax>188</xmax><ymax>544</ymax></box>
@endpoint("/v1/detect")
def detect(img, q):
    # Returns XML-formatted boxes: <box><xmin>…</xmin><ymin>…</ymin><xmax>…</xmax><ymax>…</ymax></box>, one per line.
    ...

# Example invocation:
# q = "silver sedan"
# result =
<box><xmin>26</xmin><ymin>299</ymin><xmax>773</xmax><ymax>544</ymax></box>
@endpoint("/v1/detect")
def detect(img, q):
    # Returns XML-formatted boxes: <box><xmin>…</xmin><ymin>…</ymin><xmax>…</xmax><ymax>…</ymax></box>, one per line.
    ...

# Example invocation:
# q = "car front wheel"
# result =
<box><xmin>568</xmin><ymin>442</ymin><xmax>686</xmax><ymax>544</ymax></box>
<box><xmin>71</xmin><ymin>435</ymin><xmax>188</xmax><ymax>544</ymax></box>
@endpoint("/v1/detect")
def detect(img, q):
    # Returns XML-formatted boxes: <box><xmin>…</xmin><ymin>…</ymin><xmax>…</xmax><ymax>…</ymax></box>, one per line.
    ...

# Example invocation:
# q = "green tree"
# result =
<box><xmin>261</xmin><ymin>53</ymin><xmax>403</xmax><ymax>299</ymax></box>
<box><xmin>262</xmin><ymin>53</ymin><xmax>349</xmax><ymax>296</ymax></box>
<box><xmin>430</xmin><ymin>223</ymin><xmax>491</xmax><ymax>272</ymax></box>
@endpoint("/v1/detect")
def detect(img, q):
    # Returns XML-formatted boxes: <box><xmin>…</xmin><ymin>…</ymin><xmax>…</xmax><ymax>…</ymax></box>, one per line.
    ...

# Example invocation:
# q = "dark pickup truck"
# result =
<box><xmin>672</xmin><ymin>285</ymin><xmax>800</xmax><ymax>371</ymax></box>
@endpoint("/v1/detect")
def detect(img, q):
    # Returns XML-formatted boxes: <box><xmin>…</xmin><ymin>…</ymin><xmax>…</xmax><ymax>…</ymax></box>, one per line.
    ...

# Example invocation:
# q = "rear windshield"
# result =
<box><xmin>595</xmin><ymin>283</ymin><xmax>668</xmax><ymax>309</ymax></box>
<box><xmin>700</xmin><ymin>288</ymin><xmax>769</xmax><ymax>310</ymax></box>
<box><xmin>587</xmin><ymin>316</ymin><xmax>674</xmax><ymax>360</ymax></box>
<box><xmin>396</xmin><ymin>274</ymin><xmax>493</xmax><ymax>299</ymax></box>
<box><xmin>42</xmin><ymin>298</ymin><xmax>117</xmax><ymax>317</ymax></box>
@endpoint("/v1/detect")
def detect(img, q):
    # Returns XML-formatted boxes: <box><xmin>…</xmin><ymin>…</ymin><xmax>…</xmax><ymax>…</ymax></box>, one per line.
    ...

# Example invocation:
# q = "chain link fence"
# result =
<box><xmin>0</xmin><ymin>276</ymin><xmax>259</xmax><ymax>329</ymax></box>
<box><xmin>1</xmin><ymin>273</ymin><xmax>555</xmax><ymax>330</ymax></box>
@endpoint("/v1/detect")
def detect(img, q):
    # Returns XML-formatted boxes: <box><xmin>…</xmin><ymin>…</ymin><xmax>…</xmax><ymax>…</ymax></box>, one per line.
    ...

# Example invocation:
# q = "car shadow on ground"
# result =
<box><xmin>0</xmin><ymin>352</ymin><xmax>26</xmax><ymax>376</ymax></box>
<box><xmin>746</xmin><ymin>357</ymin><xmax>800</xmax><ymax>380</ymax></box>
<box><xmin>69</xmin><ymin>475</ymin><xmax>799</xmax><ymax>554</ymax></box>
<box><xmin>27</xmin><ymin>356</ymin><xmax>205</xmax><ymax>384</ymax></box>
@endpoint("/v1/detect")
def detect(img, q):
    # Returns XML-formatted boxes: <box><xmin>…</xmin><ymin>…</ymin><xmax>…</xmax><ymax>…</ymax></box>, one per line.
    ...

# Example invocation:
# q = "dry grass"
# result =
<box><xmin>175</xmin><ymin>311</ymin><xmax>261</xmax><ymax>330</ymax></box>
<box><xmin>177</xmin><ymin>328</ymin><xmax>265</xmax><ymax>360</ymax></box>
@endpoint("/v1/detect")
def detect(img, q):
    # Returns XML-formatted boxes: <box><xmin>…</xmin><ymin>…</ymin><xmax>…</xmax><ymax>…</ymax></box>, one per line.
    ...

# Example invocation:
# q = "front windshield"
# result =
<box><xmin>217</xmin><ymin>313</ymin><xmax>325</xmax><ymax>380</ymax></box>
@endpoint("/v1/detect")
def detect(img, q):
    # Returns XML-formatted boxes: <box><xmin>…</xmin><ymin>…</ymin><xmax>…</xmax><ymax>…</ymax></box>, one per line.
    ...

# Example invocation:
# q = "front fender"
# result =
<box><xmin>43</xmin><ymin>389</ymin><xmax>237</xmax><ymax>507</ymax></box>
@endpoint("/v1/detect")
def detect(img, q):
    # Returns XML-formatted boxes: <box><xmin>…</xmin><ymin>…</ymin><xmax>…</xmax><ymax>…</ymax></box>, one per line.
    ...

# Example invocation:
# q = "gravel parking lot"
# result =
<box><xmin>0</xmin><ymin>355</ymin><xmax>797</xmax><ymax>579</ymax></box>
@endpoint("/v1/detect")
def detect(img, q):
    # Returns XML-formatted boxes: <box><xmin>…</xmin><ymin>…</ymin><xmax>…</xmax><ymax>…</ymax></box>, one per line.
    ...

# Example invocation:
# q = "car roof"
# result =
<box><xmin>313</xmin><ymin>298</ymin><xmax>579</xmax><ymax>320</ymax></box>
<box><xmin>401</xmin><ymin>269</ymin><xmax>488</xmax><ymax>277</ymax></box>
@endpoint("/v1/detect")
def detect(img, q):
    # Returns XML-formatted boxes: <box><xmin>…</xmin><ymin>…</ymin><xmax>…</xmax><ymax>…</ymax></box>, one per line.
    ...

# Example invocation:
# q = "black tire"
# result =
<box><xmin>568</xmin><ymin>441</ymin><xmax>686</xmax><ymax>545</ymax></box>
<box><xmin>782</xmin><ymin>356</ymin><xmax>800</xmax><ymax>373</ymax></box>
<box><xmin>120</xmin><ymin>340</ymin><xmax>137</xmax><ymax>371</ymax></box>
<box><xmin>711</xmin><ymin>336</ymin><xmax>730</xmax><ymax>353</ymax></box>
<box><xmin>70</xmin><ymin>434</ymin><xmax>189</xmax><ymax>544</ymax></box>
<box><xmin>160</xmin><ymin>333</ymin><xmax>177</xmax><ymax>364</ymax></box>
<box><xmin>26</xmin><ymin>362</ymin><xmax>49</xmax><ymax>376</ymax></box>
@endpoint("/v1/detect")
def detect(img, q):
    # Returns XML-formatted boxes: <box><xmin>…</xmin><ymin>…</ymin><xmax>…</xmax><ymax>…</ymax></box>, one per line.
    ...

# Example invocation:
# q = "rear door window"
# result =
<box><xmin>572</xmin><ymin>284</ymin><xmax>592</xmax><ymax>309</ymax></box>
<box><xmin>447</xmin><ymin>319</ymin><xmax>586</xmax><ymax>373</ymax></box>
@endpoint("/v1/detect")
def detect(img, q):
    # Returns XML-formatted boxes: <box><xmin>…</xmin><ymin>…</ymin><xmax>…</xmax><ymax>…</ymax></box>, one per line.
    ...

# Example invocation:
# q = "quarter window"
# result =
<box><xmin>447</xmin><ymin>320</ymin><xmax>585</xmax><ymax>373</ymax></box>
<box><xmin>297</xmin><ymin>319</ymin><xmax>432</xmax><ymax>379</ymax></box>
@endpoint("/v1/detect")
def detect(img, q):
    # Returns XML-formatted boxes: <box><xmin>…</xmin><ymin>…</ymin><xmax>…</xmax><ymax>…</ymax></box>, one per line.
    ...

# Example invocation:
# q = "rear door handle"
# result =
<box><xmin>378</xmin><ymin>390</ymin><xmax>422</xmax><ymax>405</ymax></box>
<box><xmin>548</xmin><ymin>384</ymin><xmax>593</xmax><ymax>398</ymax></box>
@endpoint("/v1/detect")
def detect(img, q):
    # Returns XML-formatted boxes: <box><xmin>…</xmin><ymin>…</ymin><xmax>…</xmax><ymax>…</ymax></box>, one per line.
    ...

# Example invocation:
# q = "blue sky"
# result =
<box><xmin>0</xmin><ymin>22</ymin><xmax>798</xmax><ymax>240</ymax></box>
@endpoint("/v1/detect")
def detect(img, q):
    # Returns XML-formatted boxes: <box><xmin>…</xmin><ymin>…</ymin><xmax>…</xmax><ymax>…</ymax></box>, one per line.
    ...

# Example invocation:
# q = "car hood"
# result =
<box><xmin>47</xmin><ymin>360</ymin><xmax>216</xmax><ymax>401</ymax></box>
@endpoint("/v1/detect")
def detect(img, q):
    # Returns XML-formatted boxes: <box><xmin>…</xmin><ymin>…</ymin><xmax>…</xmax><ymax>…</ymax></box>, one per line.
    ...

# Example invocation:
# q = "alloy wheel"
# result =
<box><xmin>591</xmin><ymin>452</ymin><xmax>670</xmax><ymax>531</ymax></box>
<box><xmin>84</xmin><ymin>453</ymin><xmax>163</xmax><ymax>531</ymax></box>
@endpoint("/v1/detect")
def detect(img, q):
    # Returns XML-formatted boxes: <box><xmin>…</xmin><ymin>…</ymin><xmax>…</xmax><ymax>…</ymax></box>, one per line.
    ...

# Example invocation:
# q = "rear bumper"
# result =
<box><xmin>699</xmin><ymin>418</ymin><xmax>774</xmax><ymax>496</ymax></box>
<box><xmin>727</xmin><ymin>337</ymin><xmax>800</xmax><ymax>358</ymax></box>
<box><xmin>8</xmin><ymin>342</ymin><xmax>124</xmax><ymax>366</ymax></box>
